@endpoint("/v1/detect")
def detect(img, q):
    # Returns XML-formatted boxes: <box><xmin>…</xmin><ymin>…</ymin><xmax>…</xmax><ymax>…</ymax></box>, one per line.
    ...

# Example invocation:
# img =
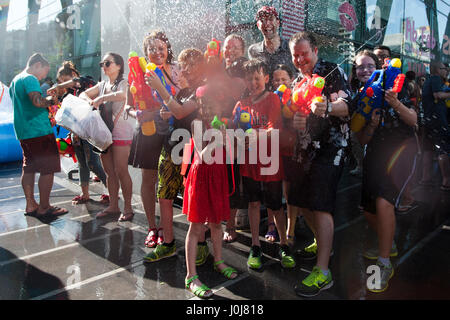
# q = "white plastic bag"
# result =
<box><xmin>55</xmin><ymin>94</ymin><xmax>113</xmax><ymax>151</ymax></box>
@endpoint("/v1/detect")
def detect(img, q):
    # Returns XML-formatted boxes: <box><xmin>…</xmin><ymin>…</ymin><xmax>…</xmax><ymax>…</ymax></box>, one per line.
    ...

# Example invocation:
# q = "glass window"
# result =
<box><xmin>0</xmin><ymin>0</ymin><xmax>101</xmax><ymax>85</ymax></box>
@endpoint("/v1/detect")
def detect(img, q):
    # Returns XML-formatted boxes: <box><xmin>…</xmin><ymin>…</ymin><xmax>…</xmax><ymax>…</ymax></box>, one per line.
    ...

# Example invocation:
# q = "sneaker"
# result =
<box><xmin>247</xmin><ymin>246</ymin><xmax>263</xmax><ymax>270</ymax></box>
<box><xmin>279</xmin><ymin>245</ymin><xmax>296</xmax><ymax>268</ymax></box>
<box><xmin>294</xmin><ymin>266</ymin><xmax>333</xmax><ymax>297</ymax></box>
<box><xmin>196</xmin><ymin>243</ymin><xmax>210</xmax><ymax>266</ymax></box>
<box><xmin>297</xmin><ymin>239</ymin><xmax>317</xmax><ymax>260</ymax></box>
<box><xmin>367</xmin><ymin>261</ymin><xmax>394</xmax><ymax>293</ymax></box>
<box><xmin>144</xmin><ymin>243</ymin><xmax>176</xmax><ymax>263</ymax></box>
<box><xmin>363</xmin><ymin>243</ymin><xmax>398</xmax><ymax>260</ymax></box>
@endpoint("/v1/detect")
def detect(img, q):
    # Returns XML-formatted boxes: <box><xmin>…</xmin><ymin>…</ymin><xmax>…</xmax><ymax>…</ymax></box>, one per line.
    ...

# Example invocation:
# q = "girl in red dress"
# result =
<box><xmin>183</xmin><ymin>85</ymin><xmax>238</xmax><ymax>299</ymax></box>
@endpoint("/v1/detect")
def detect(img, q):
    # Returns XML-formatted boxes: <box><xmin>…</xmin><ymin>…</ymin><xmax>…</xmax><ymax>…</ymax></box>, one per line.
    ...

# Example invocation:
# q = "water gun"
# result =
<box><xmin>350</xmin><ymin>58</ymin><xmax>406</xmax><ymax>132</ymax></box>
<box><xmin>56</xmin><ymin>136</ymin><xmax>77</xmax><ymax>163</ymax></box>
<box><xmin>291</xmin><ymin>74</ymin><xmax>325</xmax><ymax>115</ymax></box>
<box><xmin>128</xmin><ymin>51</ymin><xmax>160</xmax><ymax>136</ymax></box>
<box><xmin>274</xmin><ymin>84</ymin><xmax>299</xmax><ymax>119</ymax></box>
<box><xmin>233</xmin><ymin>106</ymin><xmax>253</xmax><ymax>133</ymax></box>
<box><xmin>145</xmin><ymin>62</ymin><xmax>176</xmax><ymax>127</ymax></box>
<box><xmin>210</xmin><ymin>115</ymin><xmax>228</xmax><ymax>129</ymax></box>
<box><xmin>204</xmin><ymin>38</ymin><xmax>222</xmax><ymax>61</ymax></box>
<box><xmin>48</xmin><ymin>104</ymin><xmax>61</xmax><ymax>126</ymax></box>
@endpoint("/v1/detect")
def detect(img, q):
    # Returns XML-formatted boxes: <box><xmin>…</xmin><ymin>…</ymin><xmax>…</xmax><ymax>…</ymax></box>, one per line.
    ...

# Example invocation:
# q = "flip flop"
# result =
<box><xmin>24</xmin><ymin>209</ymin><xmax>38</xmax><ymax>217</ymax></box>
<box><xmin>223</xmin><ymin>227</ymin><xmax>238</xmax><ymax>243</ymax></box>
<box><xmin>72</xmin><ymin>195</ymin><xmax>89</xmax><ymax>204</ymax></box>
<box><xmin>37</xmin><ymin>206</ymin><xmax>68</xmax><ymax>217</ymax></box>
<box><xmin>118</xmin><ymin>211</ymin><xmax>134</xmax><ymax>222</ymax></box>
<box><xmin>265</xmin><ymin>223</ymin><xmax>277</xmax><ymax>242</ymax></box>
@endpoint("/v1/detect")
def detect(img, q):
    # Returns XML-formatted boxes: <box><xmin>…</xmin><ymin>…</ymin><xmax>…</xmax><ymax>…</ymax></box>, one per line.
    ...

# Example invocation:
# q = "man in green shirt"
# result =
<box><xmin>9</xmin><ymin>53</ymin><xmax>68</xmax><ymax>217</ymax></box>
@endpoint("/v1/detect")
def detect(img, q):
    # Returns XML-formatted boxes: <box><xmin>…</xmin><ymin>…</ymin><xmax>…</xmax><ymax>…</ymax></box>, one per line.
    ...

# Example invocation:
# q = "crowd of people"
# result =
<box><xmin>8</xmin><ymin>5</ymin><xmax>450</xmax><ymax>299</ymax></box>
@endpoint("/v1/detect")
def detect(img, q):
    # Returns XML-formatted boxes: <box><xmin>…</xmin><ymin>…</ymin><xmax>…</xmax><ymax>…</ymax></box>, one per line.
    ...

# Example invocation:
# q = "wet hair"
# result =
<box><xmin>243</xmin><ymin>58</ymin><xmax>269</xmax><ymax>76</ymax></box>
<box><xmin>104</xmin><ymin>52</ymin><xmax>125</xmax><ymax>90</ymax></box>
<box><xmin>143</xmin><ymin>30</ymin><xmax>174</xmax><ymax>65</ymax></box>
<box><xmin>178</xmin><ymin>48</ymin><xmax>204</xmax><ymax>65</ymax></box>
<box><xmin>350</xmin><ymin>50</ymin><xmax>381</xmax><ymax>91</ymax></box>
<box><xmin>57</xmin><ymin>61</ymin><xmax>80</xmax><ymax>79</ymax></box>
<box><xmin>27</xmin><ymin>53</ymin><xmax>49</xmax><ymax>68</ymax></box>
<box><xmin>374</xmin><ymin>45</ymin><xmax>391</xmax><ymax>57</ymax></box>
<box><xmin>224</xmin><ymin>34</ymin><xmax>245</xmax><ymax>52</ymax></box>
<box><xmin>273</xmin><ymin>64</ymin><xmax>293</xmax><ymax>79</ymax></box>
<box><xmin>289</xmin><ymin>31</ymin><xmax>318</xmax><ymax>50</ymax></box>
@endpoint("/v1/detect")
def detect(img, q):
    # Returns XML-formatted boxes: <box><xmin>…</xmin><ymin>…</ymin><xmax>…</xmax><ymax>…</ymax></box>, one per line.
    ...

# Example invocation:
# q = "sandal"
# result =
<box><xmin>185</xmin><ymin>275</ymin><xmax>213</xmax><ymax>299</ymax></box>
<box><xmin>145</xmin><ymin>228</ymin><xmax>158</xmax><ymax>248</ymax></box>
<box><xmin>99</xmin><ymin>194</ymin><xmax>110</xmax><ymax>205</ymax></box>
<box><xmin>157</xmin><ymin>228</ymin><xmax>164</xmax><ymax>246</ymax></box>
<box><xmin>118</xmin><ymin>211</ymin><xmax>134</xmax><ymax>222</ymax></box>
<box><xmin>72</xmin><ymin>195</ymin><xmax>89</xmax><ymax>205</ymax></box>
<box><xmin>214</xmin><ymin>260</ymin><xmax>238</xmax><ymax>280</ymax></box>
<box><xmin>223</xmin><ymin>227</ymin><xmax>237</xmax><ymax>243</ymax></box>
<box><xmin>37</xmin><ymin>206</ymin><xmax>69</xmax><ymax>217</ymax></box>
<box><xmin>265</xmin><ymin>223</ymin><xmax>277</xmax><ymax>242</ymax></box>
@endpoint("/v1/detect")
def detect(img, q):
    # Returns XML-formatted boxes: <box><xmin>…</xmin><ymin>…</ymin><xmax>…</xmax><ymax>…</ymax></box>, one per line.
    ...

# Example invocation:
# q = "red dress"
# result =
<box><xmin>182</xmin><ymin>144</ymin><xmax>230</xmax><ymax>224</ymax></box>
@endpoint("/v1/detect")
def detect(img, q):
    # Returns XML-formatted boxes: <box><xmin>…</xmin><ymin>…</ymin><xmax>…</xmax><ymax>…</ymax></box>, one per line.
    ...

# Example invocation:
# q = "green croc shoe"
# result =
<box><xmin>247</xmin><ymin>246</ymin><xmax>263</xmax><ymax>270</ymax></box>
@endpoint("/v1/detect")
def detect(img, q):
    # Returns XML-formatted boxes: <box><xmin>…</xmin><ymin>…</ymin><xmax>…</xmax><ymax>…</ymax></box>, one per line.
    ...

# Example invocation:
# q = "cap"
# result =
<box><xmin>256</xmin><ymin>6</ymin><xmax>279</xmax><ymax>22</ymax></box>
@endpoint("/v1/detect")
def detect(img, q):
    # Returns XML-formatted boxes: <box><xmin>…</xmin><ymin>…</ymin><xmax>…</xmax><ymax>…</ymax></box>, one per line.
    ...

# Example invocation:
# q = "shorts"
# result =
<box><xmin>282</xmin><ymin>155</ymin><xmax>305</xmax><ymax>183</ymax></box>
<box><xmin>20</xmin><ymin>134</ymin><xmax>61</xmax><ymax>175</ymax></box>
<box><xmin>128</xmin><ymin>128</ymin><xmax>165</xmax><ymax>170</ymax></box>
<box><xmin>288</xmin><ymin>161</ymin><xmax>344</xmax><ymax>214</ymax></box>
<box><xmin>157</xmin><ymin>148</ymin><xmax>184</xmax><ymax>200</ymax></box>
<box><xmin>242</xmin><ymin>176</ymin><xmax>283</xmax><ymax>211</ymax></box>
<box><xmin>361</xmin><ymin>136</ymin><xmax>418</xmax><ymax>214</ymax></box>
<box><xmin>228</xmin><ymin>162</ymin><xmax>248</xmax><ymax>209</ymax></box>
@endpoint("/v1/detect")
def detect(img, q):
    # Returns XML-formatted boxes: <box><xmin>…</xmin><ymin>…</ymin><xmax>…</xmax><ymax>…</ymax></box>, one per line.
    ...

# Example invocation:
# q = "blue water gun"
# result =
<box><xmin>146</xmin><ymin>63</ymin><xmax>176</xmax><ymax>127</ymax></box>
<box><xmin>351</xmin><ymin>58</ymin><xmax>406</xmax><ymax>132</ymax></box>
<box><xmin>233</xmin><ymin>105</ymin><xmax>253</xmax><ymax>133</ymax></box>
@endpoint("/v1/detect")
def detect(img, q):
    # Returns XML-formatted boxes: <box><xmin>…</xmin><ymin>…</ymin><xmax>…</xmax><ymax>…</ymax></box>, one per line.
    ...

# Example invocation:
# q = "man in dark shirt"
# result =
<box><xmin>248</xmin><ymin>6</ymin><xmax>296</xmax><ymax>78</ymax></box>
<box><xmin>288</xmin><ymin>31</ymin><xmax>353</xmax><ymax>297</ymax></box>
<box><xmin>422</xmin><ymin>61</ymin><xmax>450</xmax><ymax>190</ymax></box>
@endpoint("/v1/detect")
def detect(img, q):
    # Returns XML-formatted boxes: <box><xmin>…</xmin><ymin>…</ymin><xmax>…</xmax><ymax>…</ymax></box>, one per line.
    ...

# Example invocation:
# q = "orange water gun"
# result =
<box><xmin>291</xmin><ymin>74</ymin><xmax>325</xmax><ymax>115</ymax></box>
<box><xmin>128</xmin><ymin>51</ymin><xmax>160</xmax><ymax>136</ymax></box>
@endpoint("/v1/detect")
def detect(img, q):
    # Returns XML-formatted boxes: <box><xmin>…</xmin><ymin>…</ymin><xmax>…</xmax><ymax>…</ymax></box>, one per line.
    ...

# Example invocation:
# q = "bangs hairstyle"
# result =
<box><xmin>57</xmin><ymin>61</ymin><xmax>80</xmax><ymax>79</ymax></box>
<box><xmin>27</xmin><ymin>53</ymin><xmax>49</xmax><ymax>68</ymax></box>
<box><xmin>350</xmin><ymin>49</ymin><xmax>381</xmax><ymax>91</ymax></box>
<box><xmin>273</xmin><ymin>64</ymin><xmax>293</xmax><ymax>79</ymax></box>
<box><xmin>178</xmin><ymin>48</ymin><xmax>205</xmax><ymax>65</ymax></box>
<box><xmin>243</xmin><ymin>58</ymin><xmax>269</xmax><ymax>76</ymax></box>
<box><xmin>143</xmin><ymin>30</ymin><xmax>174</xmax><ymax>65</ymax></box>
<box><xmin>289</xmin><ymin>31</ymin><xmax>318</xmax><ymax>50</ymax></box>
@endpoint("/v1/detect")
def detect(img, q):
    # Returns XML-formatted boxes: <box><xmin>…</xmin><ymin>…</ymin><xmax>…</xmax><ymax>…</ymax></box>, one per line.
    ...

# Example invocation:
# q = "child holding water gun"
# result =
<box><xmin>233</xmin><ymin>59</ymin><xmax>295</xmax><ymax>270</ymax></box>
<box><xmin>183</xmin><ymin>85</ymin><xmax>238</xmax><ymax>299</ymax></box>
<box><xmin>272</xmin><ymin>64</ymin><xmax>301</xmax><ymax>247</ymax></box>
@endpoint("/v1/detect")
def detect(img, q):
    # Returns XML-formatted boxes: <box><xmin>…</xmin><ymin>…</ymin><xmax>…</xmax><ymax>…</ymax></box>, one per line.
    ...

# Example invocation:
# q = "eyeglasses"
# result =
<box><xmin>99</xmin><ymin>60</ymin><xmax>114</xmax><ymax>68</ymax></box>
<box><xmin>356</xmin><ymin>64</ymin><xmax>376</xmax><ymax>71</ymax></box>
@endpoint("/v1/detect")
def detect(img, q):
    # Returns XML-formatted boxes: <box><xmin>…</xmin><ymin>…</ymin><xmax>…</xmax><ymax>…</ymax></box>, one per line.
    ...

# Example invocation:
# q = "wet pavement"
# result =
<box><xmin>0</xmin><ymin>159</ymin><xmax>449</xmax><ymax>301</ymax></box>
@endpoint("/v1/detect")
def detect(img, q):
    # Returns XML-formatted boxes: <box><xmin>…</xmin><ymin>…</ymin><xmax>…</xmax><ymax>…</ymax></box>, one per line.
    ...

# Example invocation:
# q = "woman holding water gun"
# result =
<box><xmin>47</xmin><ymin>61</ymin><xmax>109</xmax><ymax>205</ymax></box>
<box><xmin>352</xmin><ymin>50</ymin><xmax>417</xmax><ymax>293</ymax></box>
<box><xmin>143</xmin><ymin>48</ymin><xmax>206</xmax><ymax>263</ymax></box>
<box><xmin>126</xmin><ymin>30</ymin><xmax>182</xmax><ymax>247</ymax></box>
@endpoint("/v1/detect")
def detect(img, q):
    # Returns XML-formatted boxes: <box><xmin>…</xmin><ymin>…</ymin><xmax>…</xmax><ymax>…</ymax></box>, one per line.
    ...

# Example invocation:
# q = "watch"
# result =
<box><xmin>325</xmin><ymin>100</ymin><xmax>333</xmax><ymax>116</ymax></box>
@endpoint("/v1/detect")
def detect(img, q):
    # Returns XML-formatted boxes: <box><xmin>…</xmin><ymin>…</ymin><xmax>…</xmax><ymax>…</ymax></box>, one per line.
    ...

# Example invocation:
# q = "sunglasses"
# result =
<box><xmin>99</xmin><ymin>60</ymin><xmax>114</xmax><ymax>68</ymax></box>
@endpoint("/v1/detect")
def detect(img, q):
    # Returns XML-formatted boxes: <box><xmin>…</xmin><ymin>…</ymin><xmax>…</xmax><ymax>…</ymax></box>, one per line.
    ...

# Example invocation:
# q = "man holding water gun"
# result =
<box><xmin>287</xmin><ymin>32</ymin><xmax>353</xmax><ymax>297</ymax></box>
